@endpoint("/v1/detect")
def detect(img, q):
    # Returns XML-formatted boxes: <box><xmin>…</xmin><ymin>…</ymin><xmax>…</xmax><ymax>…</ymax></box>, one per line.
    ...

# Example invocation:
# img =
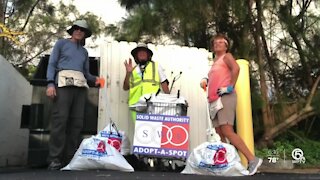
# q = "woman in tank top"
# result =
<box><xmin>201</xmin><ymin>34</ymin><xmax>262</xmax><ymax>175</ymax></box>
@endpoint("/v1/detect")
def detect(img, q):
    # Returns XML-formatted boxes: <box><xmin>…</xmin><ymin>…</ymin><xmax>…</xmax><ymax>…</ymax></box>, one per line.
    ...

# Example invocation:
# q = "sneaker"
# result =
<box><xmin>248</xmin><ymin>157</ymin><xmax>263</xmax><ymax>175</ymax></box>
<box><xmin>47</xmin><ymin>160</ymin><xmax>62</xmax><ymax>170</ymax></box>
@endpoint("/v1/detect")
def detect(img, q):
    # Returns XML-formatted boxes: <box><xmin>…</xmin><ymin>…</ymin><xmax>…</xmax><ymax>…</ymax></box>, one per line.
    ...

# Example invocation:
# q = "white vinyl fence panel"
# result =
<box><xmin>98</xmin><ymin>41</ymin><xmax>211</xmax><ymax>150</ymax></box>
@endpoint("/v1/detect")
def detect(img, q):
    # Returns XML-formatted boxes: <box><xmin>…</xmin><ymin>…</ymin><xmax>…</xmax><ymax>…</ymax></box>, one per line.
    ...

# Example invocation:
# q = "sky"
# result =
<box><xmin>69</xmin><ymin>0</ymin><xmax>126</xmax><ymax>25</ymax></box>
<box><xmin>50</xmin><ymin>0</ymin><xmax>127</xmax><ymax>56</ymax></box>
<box><xmin>51</xmin><ymin>0</ymin><xmax>127</xmax><ymax>25</ymax></box>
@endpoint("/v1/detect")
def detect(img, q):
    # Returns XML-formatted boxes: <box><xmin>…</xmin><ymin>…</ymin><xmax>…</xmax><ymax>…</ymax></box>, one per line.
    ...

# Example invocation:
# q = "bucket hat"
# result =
<box><xmin>131</xmin><ymin>43</ymin><xmax>153</xmax><ymax>58</ymax></box>
<box><xmin>67</xmin><ymin>19</ymin><xmax>92</xmax><ymax>38</ymax></box>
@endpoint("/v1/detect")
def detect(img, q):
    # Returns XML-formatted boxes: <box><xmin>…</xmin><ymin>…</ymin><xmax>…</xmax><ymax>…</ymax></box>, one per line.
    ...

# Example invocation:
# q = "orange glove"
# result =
<box><xmin>95</xmin><ymin>77</ymin><xmax>105</xmax><ymax>88</ymax></box>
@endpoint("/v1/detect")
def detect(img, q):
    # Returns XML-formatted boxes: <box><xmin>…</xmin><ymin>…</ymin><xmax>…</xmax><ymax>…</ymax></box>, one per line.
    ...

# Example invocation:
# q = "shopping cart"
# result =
<box><xmin>131</xmin><ymin>92</ymin><xmax>189</xmax><ymax>171</ymax></box>
<box><xmin>146</xmin><ymin>92</ymin><xmax>188</xmax><ymax>116</ymax></box>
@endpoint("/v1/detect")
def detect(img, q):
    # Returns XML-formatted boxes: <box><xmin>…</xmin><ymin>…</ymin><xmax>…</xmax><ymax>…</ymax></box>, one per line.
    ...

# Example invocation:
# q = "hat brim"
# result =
<box><xmin>67</xmin><ymin>25</ymin><xmax>92</xmax><ymax>38</ymax></box>
<box><xmin>131</xmin><ymin>47</ymin><xmax>153</xmax><ymax>57</ymax></box>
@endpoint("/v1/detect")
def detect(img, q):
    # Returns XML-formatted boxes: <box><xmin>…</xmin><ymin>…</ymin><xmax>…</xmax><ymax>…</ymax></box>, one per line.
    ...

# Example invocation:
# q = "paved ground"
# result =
<box><xmin>0</xmin><ymin>167</ymin><xmax>319</xmax><ymax>180</ymax></box>
<box><xmin>1</xmin><ymin>156</ymin><xmax>319</xmax><ymax>180</ymax></box>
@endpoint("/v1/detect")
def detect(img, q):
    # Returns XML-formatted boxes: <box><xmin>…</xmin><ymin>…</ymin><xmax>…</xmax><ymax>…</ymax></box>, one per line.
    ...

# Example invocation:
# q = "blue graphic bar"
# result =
<box><xmin>133</xmin><ymin>146</ymin><xmax>188</xmax><ymax>158</ymax></box>
<box><xmin>136</xmin><ymin>113</ymin><xmax>190</xmax><ymax>124</ymax></box>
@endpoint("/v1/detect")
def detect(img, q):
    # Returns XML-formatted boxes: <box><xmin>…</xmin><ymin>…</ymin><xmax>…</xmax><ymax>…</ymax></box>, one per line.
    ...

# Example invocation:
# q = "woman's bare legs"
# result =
<box><xmin>215</xmin><ymin>127</ymin><xmax>226</xmax><ymax>143</ymax></box>
<box><xmin>219</xmin><ymin>124</ymin><xmax>255</xmax><ymax>162</ymax></box>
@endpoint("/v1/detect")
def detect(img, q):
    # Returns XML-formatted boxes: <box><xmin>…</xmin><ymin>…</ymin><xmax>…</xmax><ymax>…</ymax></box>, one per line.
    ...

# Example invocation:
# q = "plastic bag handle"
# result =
<box><xmin>109</xmin><ymin>120</ymin><xmax>122</xmax><ymax>137</ymax></box>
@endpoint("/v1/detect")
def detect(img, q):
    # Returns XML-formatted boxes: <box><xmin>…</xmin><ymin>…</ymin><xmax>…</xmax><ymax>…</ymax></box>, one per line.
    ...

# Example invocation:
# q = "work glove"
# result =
<box><xmin>95</xmin><ymin>77</ymin><xmax>105</xmax><ymax>88</ymax></box>
<box><xmin>200</xmin><ymin>78</ymin><xmax>208</xmax><ymax>91</ymax></box>
<box><xmin>217</xmin><ymin>85</ymin><xmax>234</xmax><ymax>96</ymax></box>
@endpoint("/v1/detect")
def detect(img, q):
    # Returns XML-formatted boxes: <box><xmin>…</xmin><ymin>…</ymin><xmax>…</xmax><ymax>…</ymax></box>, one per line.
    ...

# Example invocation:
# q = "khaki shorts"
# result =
<box><xmin>209</xmin><ymin>93</ymin><xmax>237</xmax><ymax>127</ymax></box>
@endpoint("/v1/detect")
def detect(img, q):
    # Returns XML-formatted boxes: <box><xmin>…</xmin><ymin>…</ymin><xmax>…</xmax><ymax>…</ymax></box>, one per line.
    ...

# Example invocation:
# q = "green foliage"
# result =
<box><xmin>26</xmin><ymin>64</ymin><xmax>37</xmax><ymax>80</ymax></box>
<box><xmin>15</xmin><ymin>64</ymin><xmax>37</xmax><ymax>80</ymax></box>
<box><xmin>1</xmin><ymin>0</ymin><xmax>106</xmax><ymax>67</ymax></box>
<box><xmin>114</xmin><ymin>0</ymin><xmax>254</xmax><ymax>56</ymax></box>
<box><xmin>113</xmin><ymin>0</ymin><xmax>218</xmax><ymax>48</ymax></box>
<box><xmin>250</xmin><ymin>72</ymin><xmax>265</xmax><ymax>136</ymax></box>
<box><xmin>114</xmin><ymin>0</ymin><xmax>320</xmax><ymax>143</ymax></box>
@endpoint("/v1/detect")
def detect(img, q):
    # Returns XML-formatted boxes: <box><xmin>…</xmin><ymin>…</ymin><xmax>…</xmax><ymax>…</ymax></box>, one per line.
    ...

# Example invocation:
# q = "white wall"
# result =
<box><xmin>98</xmin><ymin>41</ymin><xmax>211</xmax><ymax>151</ymax></box>
<box><xmin>0</xmin><ymin>55</ymin><xmax>31</xmax><ymax>167</ymax></box>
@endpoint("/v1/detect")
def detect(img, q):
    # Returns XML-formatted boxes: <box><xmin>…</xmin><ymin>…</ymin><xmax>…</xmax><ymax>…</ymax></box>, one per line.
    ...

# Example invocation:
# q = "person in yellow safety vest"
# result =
<box><xmin>123</xmin><ymin>43</ymin><xmax>170</xmax><ymax>122</ymax></box>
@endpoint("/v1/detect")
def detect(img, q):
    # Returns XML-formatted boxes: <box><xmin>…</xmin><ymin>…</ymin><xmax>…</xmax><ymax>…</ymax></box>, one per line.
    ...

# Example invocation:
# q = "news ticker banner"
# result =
<box><xmin>133</xmin><ymin>113</ymin><xmax>190</xmax><ymax>158</ymax></box>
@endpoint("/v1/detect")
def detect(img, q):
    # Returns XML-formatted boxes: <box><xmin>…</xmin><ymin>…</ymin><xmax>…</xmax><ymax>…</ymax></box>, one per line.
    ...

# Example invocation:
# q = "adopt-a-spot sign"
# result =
<box><xmin>133</xmin><ymin>113</ymin><xmax>190</xmax><ymax>158</ymax></box>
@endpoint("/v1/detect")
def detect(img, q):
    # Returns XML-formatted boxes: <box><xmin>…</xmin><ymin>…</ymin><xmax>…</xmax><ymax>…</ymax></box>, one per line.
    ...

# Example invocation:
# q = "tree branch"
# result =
<box><xmin>261</xmin><ymin>74</ymin><xmax>320</xmax><ymax>142</ymax></box>
<box><xmin>262</xmin><ymin>109</ymin><xmax>315</xmax><ymax>141</ymax></box>
<box><xmin>306</xmin><ymin>75</ymin><xmax>320</xmax><ymax>107</ymax></box>
<box><xmin>20</xmin><ymin>0</ymin><xmax>40</xmax><ymax>31</ymax></box>
<box><xmin>15</xmin><ymin>48</ymin><xmax>48</xmax><ymax>66</ymax></box>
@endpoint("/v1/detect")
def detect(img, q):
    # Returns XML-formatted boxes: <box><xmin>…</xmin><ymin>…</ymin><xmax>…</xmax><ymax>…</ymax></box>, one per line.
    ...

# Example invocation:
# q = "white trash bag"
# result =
<box><xmin>181</xmin><ymin>142</ymin><xmax>249</xmax><ymax>176</ymax></box>
<box><xmin>61</xmin><ymin>136</ymin><xmax>134</xmax><ymax>172</ymax></box>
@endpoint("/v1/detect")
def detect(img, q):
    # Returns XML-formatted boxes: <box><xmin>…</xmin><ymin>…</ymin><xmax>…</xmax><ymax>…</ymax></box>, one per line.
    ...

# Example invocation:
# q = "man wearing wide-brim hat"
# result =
<box><xmin>46</xmin><ymin>19</ymin><xmax>103</xmax><ymax>170</ymax></box>
<box><xmin>123</xmin><ymin>43</ymin><xmax>170</xmax><ymax>122</ymax></box>
<box><xmin>66</xmin><ymin>19</ymin><xmax>92</xmax><ymax>38</ymax></box>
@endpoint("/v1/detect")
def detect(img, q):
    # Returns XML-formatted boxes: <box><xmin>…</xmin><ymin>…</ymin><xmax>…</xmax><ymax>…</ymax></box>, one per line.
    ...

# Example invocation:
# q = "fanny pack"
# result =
<box><xmin>209</xmin><ymin>97</ymin><xmax>223</xmax><ymax>119</ymax></box>
<box><xmin>58</xmin><ymin>70</ymin><xmax>89</xmax><ymax>88</ymax></box>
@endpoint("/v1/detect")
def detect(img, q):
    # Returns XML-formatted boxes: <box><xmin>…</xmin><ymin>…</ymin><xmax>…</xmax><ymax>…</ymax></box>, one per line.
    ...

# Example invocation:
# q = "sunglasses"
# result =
<box><xmin>73</xmin><ymin>26</ymin><xmax>86</xmax><ymax>32</ymax></box>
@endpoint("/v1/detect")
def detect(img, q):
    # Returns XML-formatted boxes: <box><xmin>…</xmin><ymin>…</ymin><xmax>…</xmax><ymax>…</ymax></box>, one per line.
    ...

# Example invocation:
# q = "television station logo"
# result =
<box><xmin>291</xmin><ymin>148</ymin><xmax>305</xmax><ymax>164</ymax></box>
<box><xmin>267</xmin><ymin>148</ymin><xmax>306</xmax><ymax>164</ymax></box>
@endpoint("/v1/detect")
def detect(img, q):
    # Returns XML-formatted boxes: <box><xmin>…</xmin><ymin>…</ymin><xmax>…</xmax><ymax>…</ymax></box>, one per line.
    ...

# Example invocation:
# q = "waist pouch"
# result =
<box><xmin>58</xmin><ymin>70</ymin><xmax>89</xmax><ymax>88</ymax></box>
<box><xmin>209</xmin><ymin>97</ymin><xmax>223</xmax><ymax>119</ymax></box>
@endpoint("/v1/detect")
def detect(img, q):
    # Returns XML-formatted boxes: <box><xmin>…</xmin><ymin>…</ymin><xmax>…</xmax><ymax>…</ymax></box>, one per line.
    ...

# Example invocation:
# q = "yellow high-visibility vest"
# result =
<box><xmin>129</xmin><ymin>61</ymin><xmax>160</xmax><ymax>105</ymax></box>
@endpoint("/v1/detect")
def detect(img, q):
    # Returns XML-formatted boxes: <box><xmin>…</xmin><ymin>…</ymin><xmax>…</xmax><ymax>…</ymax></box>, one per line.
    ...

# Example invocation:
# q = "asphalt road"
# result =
<box><xmin>1</xmin><ymin>167</ymin><xmax>320</xmax><ymax>180</ymax></box>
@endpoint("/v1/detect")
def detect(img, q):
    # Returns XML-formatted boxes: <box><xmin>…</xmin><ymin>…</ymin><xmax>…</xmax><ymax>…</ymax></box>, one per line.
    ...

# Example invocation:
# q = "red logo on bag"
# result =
<box><xmin>107</xmin><ymin>137</ymin><xmax>122</xmax><ymax>152</ymax></box>
<box><xmin>213</xmin><ymin>147</ymin><xmax>228</xmax><ymax>165</ymax></box>
<box><xmin>97</xmin><ymin>141</ymin><xmax>106</xmax><ymax>153</ymax></box>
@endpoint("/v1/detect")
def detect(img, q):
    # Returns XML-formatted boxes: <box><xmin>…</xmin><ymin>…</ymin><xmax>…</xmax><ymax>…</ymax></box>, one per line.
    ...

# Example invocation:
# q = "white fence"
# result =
<box><xmin>98</xmin><ymin>41</ymin><xmax>212</xmax><ymax>151</ymax></box>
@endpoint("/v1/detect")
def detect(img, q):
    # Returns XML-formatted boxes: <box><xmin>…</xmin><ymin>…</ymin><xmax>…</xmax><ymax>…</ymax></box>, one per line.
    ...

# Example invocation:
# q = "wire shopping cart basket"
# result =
<box><xmin>146</xmin><ymin>95</ymin><xmax>188</xmax><ymax>116</ymax></box>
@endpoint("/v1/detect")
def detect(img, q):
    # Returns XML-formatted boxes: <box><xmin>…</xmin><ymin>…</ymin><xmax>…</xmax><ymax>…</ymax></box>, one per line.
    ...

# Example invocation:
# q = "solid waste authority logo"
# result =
<box><xmin>107</xmin><ymin>137</ymin><xmax>122</xmax><ymax>151</ymax></box>
<box><xmin>135</xmin><ymin>122</ymin><xmax>189</xmax><ymax>150</ymax></box>
<box><xmin>213</xmin><ymin>147</ymin><xmax>228</xmax><ymax>165</ymax></box>
<box><xmin>97</xmin><ymin>140</ymin><xmax>106</xmax><ymax>153</ymax></box>
<box><xmin>133</xmin><ymin>114</ymin><xmax>190</xmax><ymax>158</ymax></box>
